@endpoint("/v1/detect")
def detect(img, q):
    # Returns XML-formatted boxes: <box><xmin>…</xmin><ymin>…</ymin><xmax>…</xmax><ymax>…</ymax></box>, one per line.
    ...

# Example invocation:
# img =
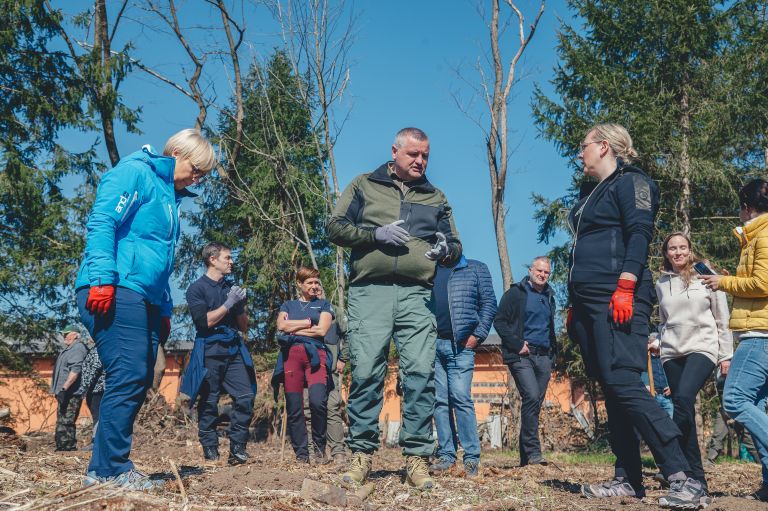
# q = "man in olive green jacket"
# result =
<box><xmin>328</xmin><ymin>127</ymin><xmax>461</xmax><ymax>489</ymax></box>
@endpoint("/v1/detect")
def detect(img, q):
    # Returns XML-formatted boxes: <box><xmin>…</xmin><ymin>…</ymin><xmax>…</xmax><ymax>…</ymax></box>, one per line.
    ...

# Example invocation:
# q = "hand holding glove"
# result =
<box><xmin>609</xmin><ymin>278</ymin><xmax>635</xmax><ymax>324</ymax></box>
<box><xmin>223</xmin><ymin>285</ymin><xmax>247</xmax><ymax>310</ymax></box>
<box><xmin>424</xmin><ymin>232</ymin><xmax>448</xmax><ymax>261</ymax></box>
<box><xmin>374</xmin><ymin>220</ymin><xmax>410</xmax><ymax>246</ymax></box>
<box><xmin>86</xmin><ymin>285</ymin><xmax>115</xmax><ymax>315</ymax></box>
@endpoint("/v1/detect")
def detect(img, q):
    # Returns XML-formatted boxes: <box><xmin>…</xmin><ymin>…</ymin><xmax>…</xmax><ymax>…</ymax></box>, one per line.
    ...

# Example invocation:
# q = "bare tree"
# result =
<box><xmin>273</xmin><ymin>0</ymin><xmax>356</xmax><ymax>310</ymax></box>
<box><xmin>44</xmin><ymin>0</ymin><xmax>137</xmax><ymax>166</ymax></box>
<box><xmin>458</xmin><ymin>0</ymin><xmax>545</xmax><ymax>290</ymax></box>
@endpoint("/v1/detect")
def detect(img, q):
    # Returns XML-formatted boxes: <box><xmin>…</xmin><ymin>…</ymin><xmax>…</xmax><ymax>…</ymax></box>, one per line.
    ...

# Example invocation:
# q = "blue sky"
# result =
<box><xmin>58</xmin><ymin>0</ymin><xmax>577</xmax><ymax>303</ymax></box>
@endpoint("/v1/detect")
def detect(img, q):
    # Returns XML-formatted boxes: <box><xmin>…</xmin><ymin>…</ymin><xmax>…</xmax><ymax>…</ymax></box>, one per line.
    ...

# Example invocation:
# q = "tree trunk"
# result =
<box><xmin>679</xmin><ymin>89</ymin><xmax>692</xmax><ymax>235</ymax></box>
<box><xmin>94</xmin><ymin>0</ymin><xmax>120</xmax><ymax>166</ymax></box>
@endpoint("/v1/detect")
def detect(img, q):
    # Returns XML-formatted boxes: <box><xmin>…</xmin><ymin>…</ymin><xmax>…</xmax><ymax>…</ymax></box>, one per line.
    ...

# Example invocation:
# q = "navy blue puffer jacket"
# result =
<box><xmin>437</xmin><ymin>256</ymin><xmax>498</xmax><ymax>344</ymax></box>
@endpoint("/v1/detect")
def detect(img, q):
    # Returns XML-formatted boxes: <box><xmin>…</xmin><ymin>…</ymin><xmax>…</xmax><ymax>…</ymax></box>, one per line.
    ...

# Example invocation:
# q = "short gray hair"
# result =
<box><xmin>530</xmin><ymin>256</ymin><xmax>551</xmax><ymax>267</ymax></box>
<box><xmin>394</xmin><ymin>127</ymin><xmax>429</xmax><ymax>148</ymax></box>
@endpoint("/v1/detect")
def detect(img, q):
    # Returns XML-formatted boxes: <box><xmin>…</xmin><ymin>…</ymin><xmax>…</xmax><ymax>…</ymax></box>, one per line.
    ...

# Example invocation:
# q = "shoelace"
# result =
<box><xmin>409</xmin><ymin>457</ymin><xmax>429</xmax><ymax>474</ymax></box>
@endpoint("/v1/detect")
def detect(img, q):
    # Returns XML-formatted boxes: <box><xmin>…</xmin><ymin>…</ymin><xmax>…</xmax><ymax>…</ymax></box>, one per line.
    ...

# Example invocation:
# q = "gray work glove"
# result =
<box><xmin>374</xmin><ymin>219</ymin><xmax>410</xmax><ymax>246</ymax></box>
<box><xmin>223</xmin><ymin>285</ymin><xmax>247</xmax><ymax>310</ymax></box>
<box><xmin>425</xmin><ymin>232</ymin><xmax>448</xmax><ymax>260</ymax></box>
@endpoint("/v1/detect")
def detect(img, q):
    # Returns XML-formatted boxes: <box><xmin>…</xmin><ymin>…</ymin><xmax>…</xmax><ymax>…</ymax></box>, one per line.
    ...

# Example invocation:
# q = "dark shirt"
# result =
<box><xmin>641</xmin><ymin>355</ymin><xmax>669</xmax><ymax>393</ymax></box>
<box><xmin>433</xmin><ymin>265</ymin><xmax>453</xmax><ymax>339</ymax></box>
<box><xmin>324</xmin><ymin>321</ymin><xmax>342</xmax><ymax>345</ymax></box>
<box><xmin>279</xmin><ymin>299</ymin><xmax>334</xmax><ymax>343</ymax></box>
<box><xmin>186</xmin><ymin>274</ymin><xmax>246</xmax><ymax>357</ymax></box>
<box><xmin>523</xmin><ymin>281</ymin><xmax>551</xmax><ymax>348</ymax></box>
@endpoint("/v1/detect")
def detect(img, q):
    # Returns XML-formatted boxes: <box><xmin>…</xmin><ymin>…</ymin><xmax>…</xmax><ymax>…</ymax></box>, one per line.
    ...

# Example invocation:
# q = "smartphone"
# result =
<box><xmin>693</xmin><ymin>261</ymin><xmax>716</xmax><ymax>275</ymax></box>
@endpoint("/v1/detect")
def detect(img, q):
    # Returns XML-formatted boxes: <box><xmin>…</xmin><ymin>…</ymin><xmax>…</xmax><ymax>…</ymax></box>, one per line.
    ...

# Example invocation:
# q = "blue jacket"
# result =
<box><xmin>180</xmin><ymin>326</ymin><xmax>256</xmax><ymax>406</ymax></box>
<box><xmin>75</xmin><ymin>146</ymin><xmax>193</xmax><ymax>316</ymax></box>
<box><xmin>436</xmin><ymin>256</ymin><xmax>498</xmax><ymax>345</ymax></box>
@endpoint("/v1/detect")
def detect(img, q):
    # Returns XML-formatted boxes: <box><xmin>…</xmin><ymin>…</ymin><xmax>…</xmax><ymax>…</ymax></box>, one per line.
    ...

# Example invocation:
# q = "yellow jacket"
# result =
<box><xmin>719</xmin><ymin>212</ymin><xmax>768</xmax><ymax>331</ymax></box>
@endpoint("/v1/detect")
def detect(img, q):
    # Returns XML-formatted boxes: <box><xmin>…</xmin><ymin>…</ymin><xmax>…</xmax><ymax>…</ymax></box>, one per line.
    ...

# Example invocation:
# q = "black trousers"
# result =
<box><xmin>663</xmin><ymin>353</ymin><xmax>716</xmax><ymax>488</ymax></box>
<box><xmin>508</xmin><ymin>354</ymin><xmax>552</xmax><ymax>465</ymax></box>
<box><xmin>570</xmin><ymin>281</ymin><xmax>689</xmax><ymax>489</ymax></box>
<box><xmin>197</xmin><ymin>353</ymin><xmax>255</xmax><ymax>447</ymax></box>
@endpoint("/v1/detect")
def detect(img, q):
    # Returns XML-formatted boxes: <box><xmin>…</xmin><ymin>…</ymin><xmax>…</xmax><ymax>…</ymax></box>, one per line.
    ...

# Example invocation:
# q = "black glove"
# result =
<box><xmin>56</xmin><ymin>389</ymin><xmax>69</xmax><ymax>407</ymax></box>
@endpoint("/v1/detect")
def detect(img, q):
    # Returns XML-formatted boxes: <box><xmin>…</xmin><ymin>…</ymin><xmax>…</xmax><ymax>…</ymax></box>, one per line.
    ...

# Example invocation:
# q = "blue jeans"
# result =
<box><xmin>723</xmin><ymin>337</ymin><xmax>768</xmax><ymax>485</ymax></box>
<box><xmin>655</xmin><ymin>393</ymin><xmax>674</xmax><ymax>419</ymax></box>
<box><xmin>434</xmin><ymin>339</ymin><xmax>480</xmax><ymax>464</ymax></box>
<box><xmin>77</xmin><ymin>287</ymin><xmax>160</xmax><ymax>477</ymax></box>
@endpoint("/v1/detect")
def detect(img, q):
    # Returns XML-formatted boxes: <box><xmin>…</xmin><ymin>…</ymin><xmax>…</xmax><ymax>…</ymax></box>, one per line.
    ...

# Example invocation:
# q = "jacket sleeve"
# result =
<box><xmin>494</xmin><ymin>288</ymin><xmax>524</xmax><ymax>356</ymax></box>
<box><xmin>655</xmin><ymin>281</ymin><xmax>667</xmax><ymax>341</ymax></box>
<box><xmin>719</xmin><ymin>236</ymin><xmax>768</xmax><ymax>298</ymax></box>
<box><xmin>327</xmin><ymin>176</ymin><xmax>377</xmax><ymax>248</ymax></box>
<box><xmin>83</xmin><ymin>163</ymin><xmax>144</xmax><ymax>287</ymax></box>
<box><xmin>437</xmin><ymin>196</ymin><xmax>462</xmax><ymax>267</ymax></box>
<box><xmin>616</xmin><ymin>173</ymin><xmax>659</xmax><ymax>278</ymax></box>
<box><xmin>472</xmin><ymin>262</ymin><xmax>497</xmax><ymax>343</ymax></box>
<box><xmin>711</xmin><ymin>290</ymin><xmax>733</xmax><ymax>363</ymax></box>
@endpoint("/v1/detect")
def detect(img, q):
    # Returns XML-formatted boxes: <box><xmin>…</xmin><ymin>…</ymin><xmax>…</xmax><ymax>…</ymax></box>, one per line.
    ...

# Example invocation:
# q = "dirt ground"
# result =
<box><xmin>2</xmin><ymin>419</ymin><xmax>767</xmax><ymax>511</ymax></box>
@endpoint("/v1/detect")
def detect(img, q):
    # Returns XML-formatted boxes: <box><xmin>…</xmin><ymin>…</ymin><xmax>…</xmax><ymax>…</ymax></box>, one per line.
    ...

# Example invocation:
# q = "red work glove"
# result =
<box><xmin>160</xmin><ymin>316</ymin><xmax>171</xmax><ymax>345</ymax></box>
<box><xmin>86</xmin><ymin>285</ymin><xmax>115</xmax><ymax>315</ymax></box>
<box><xmin>609</xmin><ymin>278</ymin><xmax>636</xmax><ymax>324</ymax></box>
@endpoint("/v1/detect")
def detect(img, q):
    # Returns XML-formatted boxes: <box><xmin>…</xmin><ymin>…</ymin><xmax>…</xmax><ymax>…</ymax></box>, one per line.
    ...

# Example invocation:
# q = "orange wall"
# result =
<box><xmin>379</xmin><ymin>351</ymin><xmax>576</xmax><ymax>424</ymax></box>
<box><xmin>0</xmin><ymin>354</ymin><xmax>187</xmax><ymax>433</ymax></box>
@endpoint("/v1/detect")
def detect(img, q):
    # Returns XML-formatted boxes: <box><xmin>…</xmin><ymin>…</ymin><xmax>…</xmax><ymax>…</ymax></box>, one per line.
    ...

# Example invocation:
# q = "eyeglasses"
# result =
<box><xmin>579</xmin><ymin>140</ymin><xmax>603</xmax><ymax>153</ymax></box>
<box><xmin>191</xmin><ymin>163</ymin><xmax>207</xmax><ymax>185</ymax></box>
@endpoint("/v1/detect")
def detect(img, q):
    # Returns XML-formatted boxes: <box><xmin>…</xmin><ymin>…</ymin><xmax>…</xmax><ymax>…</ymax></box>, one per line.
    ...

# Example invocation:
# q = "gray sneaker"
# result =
<box><xmin>581</xmin><ymin>478</ymin><xmax>644</xmax><ymax>499</ymax></box>
<box><xmin>83</xmin><ymin>469</ymin><xmax>165</xmax><ymax>491</ymax></box>
<box><xmin>659</xmin><ymin>477</ymin><xmax>707</xmax><ymax>509</ymax></box>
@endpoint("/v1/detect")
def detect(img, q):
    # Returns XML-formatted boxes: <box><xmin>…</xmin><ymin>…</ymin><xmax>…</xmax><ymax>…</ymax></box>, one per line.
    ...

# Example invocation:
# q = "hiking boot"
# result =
<box><xmin>202</xmin><ymin>445</ymin><xmax>220</xmax><ymax>461</ymax></box>
<box><xmin>405</xmin><ymin>456</ymin><xmax>434</xmax><ymax>490</ymax></box>
<box><xmin>429</xmin><ymin>457</ymin><xmax>454</xmax><ymax>474</ymax></box>
<box><xmin>313</xmin><ymin>451</ymin><xmax>332</xmax><ymax>465</ymax></box>
<box><xmin>333</xmin><ymin>453</ymin><xmax>347</xmax><ymax>465</ymax></box>
<box><xmin>228</xmin><ymin>442</ymin><xmax>248</xmax><ymax>465</ymax></box>
<box><xmin>527</xmin><ymin>457</ymin><xmax>549</xmax><ymax>466</ymax></box>
<box><xmin>464</xmin><ymin>460</ymin><xmax>479</xmax><ymax>478</ymax></box>
<box><xmin>342</xmin><ymin>452</ymin><xmax>372</xmax><ymax>485</ymax></box>
<box><xmin>659</xmin><ymin>477</ymin><xmax>707</xmax><ymax>509</ymax></box>
<box><xmin>581</xmin><ymin>477</ymin><xmax>645</xmax><ymax>499</ymax></box>
<box><xmin>748</xmin><ymin>484</ymin><xmax>768</xmax><ymax>502</ymax></box>
<box><xmin>83</xmin><ymin>469</ymin><xmax>165</xmax><ymax>491</ymax></box>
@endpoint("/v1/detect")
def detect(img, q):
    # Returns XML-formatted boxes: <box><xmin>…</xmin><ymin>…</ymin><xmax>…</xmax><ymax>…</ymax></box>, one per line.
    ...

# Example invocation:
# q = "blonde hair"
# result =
<box><xmin>163</xmin><ymin>129</ymin><xmax>216</xmax><ymax>172</ymax></box>
<box><xmin>588</xmin><ymin>123</ymin><xmax>639</xmax><ymax>162</ymax></box>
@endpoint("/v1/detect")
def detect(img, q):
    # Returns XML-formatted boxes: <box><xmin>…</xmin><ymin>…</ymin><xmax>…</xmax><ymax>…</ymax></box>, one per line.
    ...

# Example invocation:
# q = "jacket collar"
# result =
<box><xmin>138</xmin><ymin>145</ymin><xmax>198</xmax><ymax>199</ymax></box>
<box><xmin>451</xmin><ymin>255</ymin><xmax>468</xmax><ymax>270</ymax></box>
<box><xmin>734</xmin><ymin>212</ymin><xmax>768</xmax><ymax>246</ymax></box>
<box><xmin>517</xmin><ymin>276</ymin><xmax>551</xmax><ymax>296</ymax></box>
<box><xmin>367</xmin><ymin>162</ymin><xmax>436</xmax><ymax>193</ymax></box>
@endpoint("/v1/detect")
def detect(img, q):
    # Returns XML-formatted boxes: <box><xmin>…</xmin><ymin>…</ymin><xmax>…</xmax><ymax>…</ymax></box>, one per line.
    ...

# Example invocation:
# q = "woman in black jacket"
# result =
<box><xmin>568</xmin><ymin>123</ymin><xmax>704</xmax><ymax>508</ymax></box>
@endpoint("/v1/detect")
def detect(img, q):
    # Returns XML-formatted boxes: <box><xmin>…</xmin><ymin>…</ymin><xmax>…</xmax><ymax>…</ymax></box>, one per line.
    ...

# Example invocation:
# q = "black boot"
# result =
<box><xmin>228</xmin><ymin>442</ymin><xmax>249</xmax><ymax>465</ymax></box>
<box><xmin>202</xmin><ymin>445</ymin><xmax>220</xmax><ymax>461</ymax></box>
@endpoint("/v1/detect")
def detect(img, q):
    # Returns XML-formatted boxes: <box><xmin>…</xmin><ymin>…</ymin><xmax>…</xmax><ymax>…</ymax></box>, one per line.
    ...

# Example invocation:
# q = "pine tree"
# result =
<box><xmin>175</xmin><ymin>51</ymin><xmax>331</xmax><ymax>346</ymax></box>
<box><xmin>532</xmin><ymin>0</ymin><xmax>768</xmax><ymax>378</ymax></box>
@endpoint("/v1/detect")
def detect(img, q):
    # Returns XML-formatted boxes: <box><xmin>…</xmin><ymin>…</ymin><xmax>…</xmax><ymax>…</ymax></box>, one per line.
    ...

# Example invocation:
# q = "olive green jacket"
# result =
<box><xmin>328</xmin><ymin>163</ymin><xmax>462</xmax><ymax>287</ymax></box>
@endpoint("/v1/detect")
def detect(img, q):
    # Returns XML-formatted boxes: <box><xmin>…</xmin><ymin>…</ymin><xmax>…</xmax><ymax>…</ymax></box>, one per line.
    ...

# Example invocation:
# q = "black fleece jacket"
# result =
<box><xmin>567</xmin><ymin>164</ymin><xmax>660</xmax><ymax>286</ymax></box>
<box><xmin>494</xmin><ymin>277</ymin><xmax>558</xmax><ymax>364</ymax></box>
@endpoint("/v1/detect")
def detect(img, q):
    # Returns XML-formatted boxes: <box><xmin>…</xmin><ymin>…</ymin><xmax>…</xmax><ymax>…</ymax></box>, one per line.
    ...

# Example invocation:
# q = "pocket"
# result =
<box><xmin>609</xmin><ymin>319</ymin><xmax>648</xmax><ymax>372</ymax></box>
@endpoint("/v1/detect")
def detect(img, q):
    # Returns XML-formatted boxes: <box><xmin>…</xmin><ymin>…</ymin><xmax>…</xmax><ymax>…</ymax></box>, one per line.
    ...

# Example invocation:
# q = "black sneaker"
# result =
<box><xmin>203</xmin><ymin>445</ymin><xmax>220</xmax><ymax>461</ymax></box>
<box><xmin>659</xmin><ymin>477</ymin><xmax>707</xmax><ymax>509</ymax></box>
<box><xmin>748</xmin><ymin>484</ymin><xmax>768</xmax><ymax>502</ymax></box>
<box><xmin>429</xmin><ymin>457</ymin><xmax>454</xmax><ymax>474</ymax></box>
<box><xmin>581</xmin><ymin>478</ymin><xmax>645</xmax><ymax>499</ymax></box>
<box><xmin>228</xmin><ymin>442</ymin><xmax>248</xmax><ymax>465</ymax></box>
<box><xmin>654</xmin><ymin>471</ymin><xmax>670</xmax><ymax>488</ymax></box>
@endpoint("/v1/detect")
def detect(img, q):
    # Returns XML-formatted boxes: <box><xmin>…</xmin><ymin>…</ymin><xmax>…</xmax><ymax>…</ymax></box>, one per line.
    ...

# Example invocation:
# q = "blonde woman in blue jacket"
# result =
<box><xmin>76</xmin><ymin>129</ymin><xmax>215</xmax><ymax>489</ymax></box>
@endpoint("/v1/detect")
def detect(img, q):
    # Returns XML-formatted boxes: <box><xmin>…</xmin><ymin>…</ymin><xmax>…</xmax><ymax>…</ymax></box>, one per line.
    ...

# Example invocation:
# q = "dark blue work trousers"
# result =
<box><xmin>569</xmin><ymin>280</ymin><xmax>689</xmax><ymax>489</ymax></box>
<box><xmin>77</xmin><ymin>287</ymin><xmax>159</xmax><ymax>478</ymax></box>
<box><xmin>197</xmin><ymin>352</ymin><xmax>254</xmax><ymax>447</ymax></box>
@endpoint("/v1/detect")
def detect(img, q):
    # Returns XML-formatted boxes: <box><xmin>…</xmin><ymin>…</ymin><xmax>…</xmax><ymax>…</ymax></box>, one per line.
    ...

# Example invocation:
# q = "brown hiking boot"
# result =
<box><xmin>405</xmin><ymin>456</ymin><xmax>434</xmax><ymax>489</ymax></box>
<box><xmin>342</xmin><ymin>452</ymin><xmax>372</xmax><ymax>485</ymax></box>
